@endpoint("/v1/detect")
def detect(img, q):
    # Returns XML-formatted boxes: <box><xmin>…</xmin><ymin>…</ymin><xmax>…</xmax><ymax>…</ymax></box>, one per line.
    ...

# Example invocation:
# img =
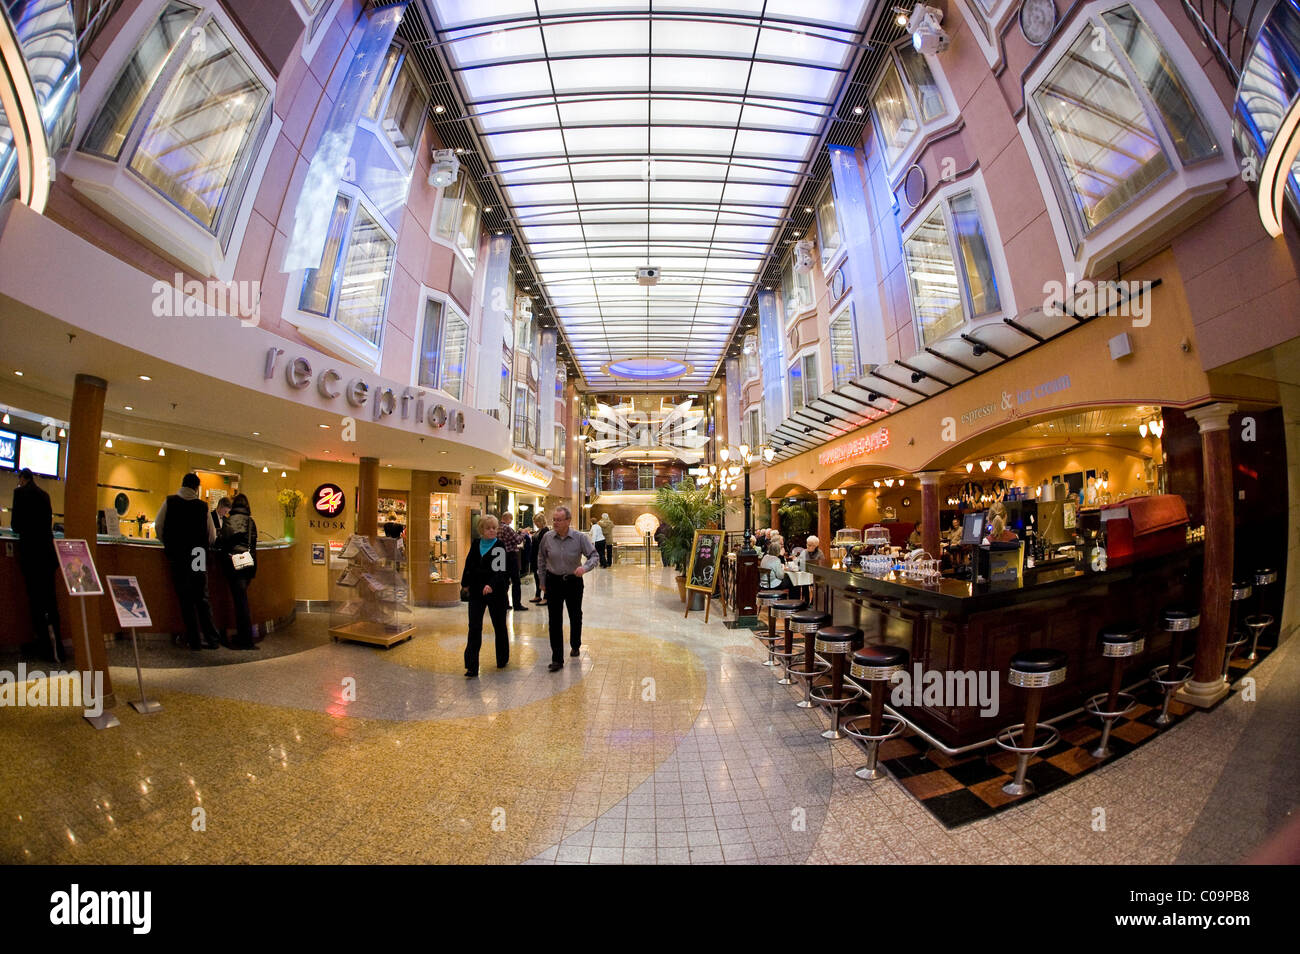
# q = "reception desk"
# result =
<box><xmin>0</xmin><ymin>533</ymin><xmax>296</xmax><ymax>647</ymax></box>
<box><xmin>805</xmin><ymin>546</ymin><xmax>1203</xmax><ymax>749</ymax></box>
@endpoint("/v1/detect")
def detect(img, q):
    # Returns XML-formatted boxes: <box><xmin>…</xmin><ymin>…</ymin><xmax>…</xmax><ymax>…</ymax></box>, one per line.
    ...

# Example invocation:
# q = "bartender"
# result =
<box><xmin>983</xmin><ymin>502</ymin><xmax>1019</xmax><ymax>544</ymax></box>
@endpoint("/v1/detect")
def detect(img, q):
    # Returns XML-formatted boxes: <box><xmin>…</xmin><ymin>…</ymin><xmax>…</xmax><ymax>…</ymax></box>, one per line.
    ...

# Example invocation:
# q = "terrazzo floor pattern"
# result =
<box><xmin>1</xmin><ymin>566</ymin><xmax>1292</xmax><ymax>864</ymax></box>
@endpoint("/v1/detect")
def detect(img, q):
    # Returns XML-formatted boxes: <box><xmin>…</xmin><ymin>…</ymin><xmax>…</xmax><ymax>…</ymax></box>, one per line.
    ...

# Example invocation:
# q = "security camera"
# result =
<box><xmin>908</xmin><ymin>4</ymin><xmax>949</xmax><ymax>54</ymax></box>
<box><xmin>636</xmin><ymin>266</ymin><xmax>661</xmax><ymax>286</ymax></box>
<box><xmin>427</xmin><ymin>148</ymin><xmax>459</xmax><ymax>189</ymax></box>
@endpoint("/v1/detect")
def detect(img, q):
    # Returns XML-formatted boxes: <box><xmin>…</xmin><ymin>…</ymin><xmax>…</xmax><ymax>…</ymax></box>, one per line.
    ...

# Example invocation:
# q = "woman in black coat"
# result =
<box><xmin>460</xmin><ymin>514</ymin><xmax>511</xmax><ymax>677</ymax></box>
<box><xmin>216</xmin><ymin>493</ymin><xmax>258</xmax><ymax>649</ymax></box>
<box><xmin>529</xmin><ymin>512</ymin><xmax>551</xmax><ymax>604</ymax></box>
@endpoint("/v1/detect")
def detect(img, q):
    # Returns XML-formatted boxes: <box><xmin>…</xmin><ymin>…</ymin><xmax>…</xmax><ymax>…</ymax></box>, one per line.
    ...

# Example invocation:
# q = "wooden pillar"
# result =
<box><xmin>409</xmin><ymin>469</ymin><xmax>432</xmax><ymax>605</ymax></box>
<box><xmin>357</xmin><ymin>456</ymin><xmax>379</xmax><ymax>538</ymax></box>
<box><xmin>815</xmin><ymin>491</ymin><xmax>831</xmax><ymax>548</ymax></box>
<box><xmin>65</xmin><ymin>373</ymin><xmax>115</xmax><ymax>707</ymax></box>
<box><xmin>918</xmin><ymin>471</ymin><xmax>943</xmax><ymax>559</ymax></box>
<box><xmin>770</xmin><ymin>498</ymin><xmax>781</xmax><ymax>534</ymax></box>
<box><xmin>1181</xmin><ymin>402</ymin><xmax>1236</xmax><ymax>708</ymax></box>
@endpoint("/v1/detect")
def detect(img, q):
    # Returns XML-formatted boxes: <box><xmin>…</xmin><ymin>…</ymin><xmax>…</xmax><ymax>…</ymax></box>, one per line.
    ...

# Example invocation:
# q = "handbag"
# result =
<box><xmin>231</xmin><ymin>551</ymin><xmax>254</xmax><ymax>570</ymax></box>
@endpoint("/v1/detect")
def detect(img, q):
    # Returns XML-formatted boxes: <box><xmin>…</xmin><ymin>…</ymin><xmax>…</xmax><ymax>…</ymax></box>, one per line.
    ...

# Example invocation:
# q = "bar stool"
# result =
<box><xmin>787</xmin><ymin>609</ymin><xmax>831</xmax><ymax>708</ymax></box>
<box><xmin>843</xmin><ymin>645</ymin><xmax>909</xmax><ymax>779</ymax></box>
<box><xmin>1245</xmin><ymin>567</ymin><xmax>1278</xmax><ymax>661</ymax></box>
<box><xmin>1221</xmin><ymin>580</ymin><xmax>1252</xmax><ymax>680</ymax></box>
<box><xmin>1151</xmin><ymin>606</ymin><xmax>1197</xmax><ymax>727</ymax></box>
<box><xmin>755</xmin><ymin>588</ymin><xmax>789</xmax><ymax>667</ymax></box>
<box><xmin>769</xmin><ymin>598</ymin><xmax>808</xmax><ymax>687</ymax></box>
<box><xmin>809</xmin><ymin>626</ymin><xmax>863</xmax><ymax>739</ymax></box>
<box><xmin>1085</xmin><ymin>627</ymin><xmax>1143</xmax><ymax>759</ymax></box>
<box><xmin>996</xmin><ymin>648</ymin><xmax>1067</xmax><ymax>797</ymax></box>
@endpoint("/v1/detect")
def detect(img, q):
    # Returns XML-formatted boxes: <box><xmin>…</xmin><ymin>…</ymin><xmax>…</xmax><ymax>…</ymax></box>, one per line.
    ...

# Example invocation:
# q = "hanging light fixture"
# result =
<box><xmin>980</xmin><ymin>460</ymin><xmax>992</xmax><ymax>472</ymax></box>
<box><xmin>884</xmin><ymin>478</ymin><xmax>894</xmax><ymax>487</ymax></box>
<box><xmin>965</xmin><ymin>462</ymin><xmax>974</xmax><ymax>473</ymax></box>
<box><xmin>281</xmin><ymin>471</ymin><xmax>287</xmax><ymax>478</ymax></box>
<box><xmin>1149</xmin><ymin>417</ymin><xmax>1164</xmax><ymax>438</ymax></box>
<box><xmin>158</xmin><ymin>447</ymin><xmax>166</xmax><ymax>457</ymax></box>
<box><xmin>58</xmin><ymin>427</ymin><xmax>66</xmax><ymax>438</ymax></box>
<box><xmin>1</xmin><ymin>411</ymin><xmax>8</xmax><ymax>425</ymax></box>
<box><xmin>105</xmin><ymin>438</ymin><xmax>113</xmax><ymax>449</ymax></box>
<box><xmin>262</xmin><ymin>465</ymin><xmax>269</xmax><ymax>473</ymax></box>
<box><xmin>873</xmin><ymin>480</ymin><xmax>880</xmax><ymax>488</ymax></box>
<box><xmin>997</xmin><ymin>459</ymin><xmax>1007</xmax><ymax>471</ymax></box>
<box><xmin>219</xmin><ymin>457</ymin><xmax>226</xmax><ymax>466</ymax></box>
<box><xmin>1139</xmin><ymin>421</ymin><xmax>1148</xmax><ymax>437</ymax></box>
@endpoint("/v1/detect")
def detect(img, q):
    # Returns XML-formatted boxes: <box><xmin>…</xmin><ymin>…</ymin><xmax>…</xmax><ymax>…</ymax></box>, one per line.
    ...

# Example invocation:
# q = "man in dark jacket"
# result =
<box><xmin>156</xmin><ymin>473</ymin><xmax>220</xmax><ymax>650</ymax></box>
<box><xmin>11</xmin><ymin>468</ymin><xmax>65</xmax><ymax>662</ymax></box>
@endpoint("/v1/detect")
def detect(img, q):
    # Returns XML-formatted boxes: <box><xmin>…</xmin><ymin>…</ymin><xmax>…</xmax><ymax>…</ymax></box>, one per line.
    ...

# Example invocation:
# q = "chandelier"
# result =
<box><xmin>584</xmin><ymin>399</ymin><xmax>711</xmax><ymax>464</ymax></box>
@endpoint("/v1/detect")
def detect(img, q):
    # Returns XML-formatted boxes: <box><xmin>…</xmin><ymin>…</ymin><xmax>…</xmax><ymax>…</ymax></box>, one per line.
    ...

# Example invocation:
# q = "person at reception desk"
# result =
<box><xmin>216</xmin><ymin>493</ymin><xmax>258</xmax><ymax>650</ymax></box>
<box><xmin>984</xmin><ymin>502</ymin><xmax>1019</xmax><ymax>544</ymax></box>
<box><xmin>156</xmin><ymin>472</ymin><xmax>221</xmax><ymax>651</ymax></box>
<box><xmin>212</xmin><ymin>497</ymin><xmax>231</xmax><ymax>535</ymax></box>
<box><xmin>12</xmin><ymin>468</ymin><xmax>65</xmax><ymax>662</ymax></box>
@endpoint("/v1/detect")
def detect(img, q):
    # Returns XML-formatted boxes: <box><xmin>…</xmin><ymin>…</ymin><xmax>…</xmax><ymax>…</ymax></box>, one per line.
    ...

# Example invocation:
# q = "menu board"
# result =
<box><xmin>685</xmin><ymin>529</ymin><xmax>725</xmax><ymax>594</ymax></box>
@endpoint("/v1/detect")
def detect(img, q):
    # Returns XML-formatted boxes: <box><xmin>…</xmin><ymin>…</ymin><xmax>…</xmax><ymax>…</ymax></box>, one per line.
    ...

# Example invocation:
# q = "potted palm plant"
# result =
<box><xmin>654</xmin><ymin>480</ymin><xmax>724</xmax><ymax>604</ymax></box>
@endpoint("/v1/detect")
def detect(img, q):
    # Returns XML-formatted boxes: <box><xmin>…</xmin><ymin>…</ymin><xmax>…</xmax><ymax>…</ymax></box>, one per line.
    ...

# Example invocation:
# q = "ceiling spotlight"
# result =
<box><xmin>13</xmin><ymin>370</ymin><xmax>22</xmax><ymax>376</ymax></box>
<box><xmin>803</xmin><ymin>426</ymin><xmax>812</xmax><ymax>433</ymax></box>
<box><xmin>124</xmin><ymin>405</ymin><xmax>133</xmax><ymax>411</ymax></box>
<box><xmin>433</xmin><ymin>103</ymin><xmax>446</xmax><ymax>114</ymax></box>
<box><xmin>965</xmin><ymin>462</ymin><xmax>974</xmax><ymax>473</ymax></box>
<box><xmin>853</xmin><ymin>105</ymin><xmax>864</xmax><ymax>115</ymax></box>
<box><xmin>428</xmin><ymin>148</ymin><xmax>460</xmax><ymax>188</ymax></box>
<box><xmin>138</xmin><ymin>374</ymin><xmax>151</xmax><ymax>381</ymax></box>
<box><xmin>895</xmin><ymin>8</ymin><xmax>908</xmax><ymax>26</ymax></box>
<box><xmin>979</xmin><ymin>459</ymin><xmax>992</xmax><ymax>472</ymax></box>
<box><xmin>804</xmin><ymin>206</ymin><xmax>813</xmax><ymax>213</ymax></box>
<box><xmin>909</xmin><ymin>4</ymin><xmax>950</xmax><ymax>54</ymax></box>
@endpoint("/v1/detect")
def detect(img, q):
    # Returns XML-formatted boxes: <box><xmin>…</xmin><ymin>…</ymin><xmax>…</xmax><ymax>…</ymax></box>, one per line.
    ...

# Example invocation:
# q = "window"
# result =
<box><xmin>788</xmin><ymin>352</ymin><xmax>819</xmax><ymax>416</ymax></box>
<box><xmin>79</xmin><ymin>1</ymin><xmax>270</xmax><ymax>237</ymax></box>
<box><xmin>743</xmin><ymin>407</ymin><xmax>760</xmax><ymax>450</ymax></box>
<box><xmin>513</xmin><ymin>385</ymin><xmax>528</xmax><ymax>448</ymax></box>
<box><xmin>435</xmin><ymin>176</ymin><xmax>482</xmax><ymax>267</ymax></box>
<box><xmin>638</xmin><ymin>465</ymin><xmax>654</xmax><ymax>490</ymax></box>
<box><xmin>869</xmin><ymin>41</ymin><xmax>949</xmax><ymax>170</ymax></box>
<box><xmin>741</xmin><ymin>333</ymin><xmax>759</xmax><ymax>383</ymax></box>
<box><xmin>363</xmin><ymin>44</ymin><xmax>427</xmax><ymax>167</ymax></box>
<box><xmin>298</xmin><ymin>193</ymin><xmax>395</xmax><ymax>347</ymax></box>
<box><xmin>553</xmin><ymin>424</ymin><xmax>566</xmax><ymax>467</ymax></box>
<box><xmin>815</xmin><ymin>182</ymin><xmax>841</xmax><ymax>266</ymax></box>
<box><xmin>829</xmin><ymin>306</ymin><xmax>857</xmax><ymax>388</ymax></box>
<box><xmin>903</xmin><ymin>190</ymin><xmax>1001</xmax><ymax>347</ymax></box>
<box><xmin>415</xmin><ymin>296</ymin><xmax>468</xmax><ymax>399</ymax></box>
<box><xmin>1030</xmin><ymin>4</ymin><xmax>1218</xmax><ymax>239</ymax></box>
<box><xmin>781</xmin><ymin>251</ymin><xmax>814</xmax><ymax>320</ymax></box>
<box><xmin>499</xmin><ymin>348</ymin><xmax>512</xmax><ymax>427</ymax></box>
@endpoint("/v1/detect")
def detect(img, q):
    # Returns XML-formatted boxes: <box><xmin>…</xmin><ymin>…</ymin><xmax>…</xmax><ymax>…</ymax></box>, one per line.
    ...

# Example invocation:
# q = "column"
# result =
<box><xmin>1180</xmin><ymin>402</ymin><xmax>1237</xmax><ymax>708</ymax></box>
<box><xmin>65</xmin><ymin>373</ymin><xmax>115</xmax><ymax>707</ymax></box>
<box><xmin>409</xmin><ymin>469</ymin><xmax>433</xmax><ymax>606</ymax></box>
<box><xmin>770</xmin><ymin>498</ymin><xmax>781</xmax><ymax>534</ymax></box>
<box><xmin>357</xmin><ymin>456</ymin><xmax>379</xmax><ymax>538</ymax></box>
<box><xmin>816</xmin><ymin>491</ymin><xmax>831</xmax><ymax>547</ymax></box>
<box><xmin>918</xmin><ymin>471</ymin><xmax>943</xmax><ymax>559</ymax></box>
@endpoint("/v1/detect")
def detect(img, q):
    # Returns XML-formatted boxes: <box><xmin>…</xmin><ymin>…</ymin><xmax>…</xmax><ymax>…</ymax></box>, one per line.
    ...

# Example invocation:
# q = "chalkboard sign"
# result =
<box><xmin>685</xmin><ymin>529</ymin><xmax>725</xmax><ymax>594</ymax></box>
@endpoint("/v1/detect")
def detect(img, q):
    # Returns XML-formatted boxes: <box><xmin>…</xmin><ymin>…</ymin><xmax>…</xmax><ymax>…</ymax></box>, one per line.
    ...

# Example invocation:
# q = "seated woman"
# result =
<box><xmin>759</xmin><ymin>543</ymin><xmax>789</xmax><ymax>591</ymax></box>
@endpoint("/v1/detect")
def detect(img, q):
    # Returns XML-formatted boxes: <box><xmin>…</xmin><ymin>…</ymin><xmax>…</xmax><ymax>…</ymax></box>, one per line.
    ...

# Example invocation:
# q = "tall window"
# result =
<box><xmin>363</xmin><ymin>45</ymin><xmax>427</xmax><ymax>167</ymax></box>
<box><xmin>816</xmin><ymin>182</ymin><xmax>841</xmax><ymax>266</ymax></box>
<box><xmin>416</xmin><ymin>297</ymin><xmax>468</xmax><ymax>399</ymax></box>
<box><xmin>741</xmin><ymin>333</ymin><xmax>760</xmax><ymax>382</ymax></box>
<box><xmin>903</xmin><ymin>190</ymin><xmax>1000</xmax><ymax>347</ymax></box>
<box><xmin>829</xmin><ymin>306</ymin><xmax>857</xmax><ymax>388</ymax></box>
<box><xmin>743</xmin><ymin>407</ymin><xmax>760</xmax><ymax>449</ymax></box>
<box><xmin>788</xmin><ymin>352</ymin><xmax>819</xmax><ymax>415</ymax></box>
<box><xmin>1030</xmin><ymin>4</ymin><xmax>1217</xmax><ymax>240</ymax></box>
<box><xmin>553</xmin><ymin>424</ymin><xmax>566</xmax><ymax>467</ymax></box>
<box><xmin>80</xmin><ymin>1</ymin><xmax>270</xmax><ymax>237</ymax></box>
<box><xmin>298</xmin><ymin>193</ymin><xmax>396</xmax><ymax>346</ymax></box>
<box><xmin>513</xmin><ymin>385</ymin><xmax>529</xmax><ymax>448</ymax></box>
<box><xmin>869</xmin><ymin>40</ymin><xmax>948</xmax><ymax>169</ymax></box>
<box><xmin>435</xmin><ymin>176</ymin><xmax>482</xmax><ymax>267</ymax></box>
<box><xmin>781</xmin><ymin>252</ymin><xmax>814</xmax><ymax>320</ymax></box>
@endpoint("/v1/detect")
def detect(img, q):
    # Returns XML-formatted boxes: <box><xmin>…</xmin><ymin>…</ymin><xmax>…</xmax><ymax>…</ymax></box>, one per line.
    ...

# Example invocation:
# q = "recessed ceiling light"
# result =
<box><xmin>319</xmin><ymin>424</ymin><xmax>329</xmax><ymax>428</ymax></box>
<box><xmin>281</xmin><ymin>470</ymin><xmax>287</xmax><ymax>477</ymax></box>
<box><xmin>804</xmin><ymin>206</ymin><xmax>813</xmax><ymax>213</ymax></box>
<box><xmin>853</xmin><ymin>105</ymin><xmax>864</xmax><ymax>115</ymax></box>
<box><xmin>484</xmin><ymin>207</ymin><xmax>492</xmax><ymax>213</ymax></box>
<box><xmin>433</xmin><ymin>103</ymin><xmax>445</xmax><ymax>114</ymax></box>
<box><xmin>138</xmin><ymin>375</ymin><xmax>151</xmax><ymax>381</ymax></box>
<box><xmin>440</xmin><ymin>450</ymin><xmax>447</xmax><ymax>455</ymax></box>
<box><xmin>124</xmin><ymin>405</ymin><xmax>133</xmax><ymax>411</ymax></box>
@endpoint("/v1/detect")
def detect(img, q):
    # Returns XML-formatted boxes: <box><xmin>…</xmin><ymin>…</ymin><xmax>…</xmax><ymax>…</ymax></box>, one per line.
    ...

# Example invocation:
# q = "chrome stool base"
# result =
<box><xmin>810</xmin><ymin>684</ymin><xmax>863</xmax><ymax>740</ymax></box>
<box><xmin>1245</xmin><ymin>615</ymin><xmax>1274</xmax><ymax>662</ymax></box>
<box><xmin>843</xmin><ymin>713</ymin><xmax>906</xmax><ymax>780</ymax></box>
<box><xmin>995</xmin><ymin>724</ymin><xmax>1061</xmax><ymax>797</ymax></box>
<box><xmin>1084</xmin><ymin>691</ymin><xmax>1137</xmax><ymax>759</ymax></box>
<box><xmin>1222</xmin><ymin>633</ymin><xmax>1248</xmax><ymax>680</ymax></box>
<box><xmin>771</xmin><ymin>647</ymin><xmax>801</xmax><ymax>687</ymax></box>
<box><xmin>787</xmin><ymin>661</ymin><xmax>830</xmax><ymax>708</ymax></box>
<box><xmin>1150</xmin><ymin>664</ymin><xmax>1193</xmax><ymax>727</ymax></box>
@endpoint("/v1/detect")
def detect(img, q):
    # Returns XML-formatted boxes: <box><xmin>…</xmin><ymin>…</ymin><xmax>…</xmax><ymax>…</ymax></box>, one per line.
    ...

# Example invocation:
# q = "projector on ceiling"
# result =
<box><xmin>427</xmin><ymin>148</ymin><xmax>459</xmax><ymax>189</ymax></box>
<box><xmin>636</xmin><ymin>266</ymin><xmax>661</xmax><ymax>285</ymax></box>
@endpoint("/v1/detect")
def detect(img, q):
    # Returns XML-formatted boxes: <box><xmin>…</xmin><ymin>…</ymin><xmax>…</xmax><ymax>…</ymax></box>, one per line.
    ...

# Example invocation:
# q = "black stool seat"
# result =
<box><xmin>815</xmin><ymin>626</ymin><xmax>859</xmax><ymax>652</ymax></box>
<box><xmin>757</xmin><ymin>588</ymin><xmax>787</xmax><ymax>600</ymax></box>
<box><xmin>900</xmin><ymin>601</ymin><xmax>932</xmax><ymax>613</ymax></box>
<box><xmin>853</xmin><ymin>644</ymin><xmax>908</xmax><ymax>669</ymax></box>
<box><xmin>791</xmin><ymin>610</ymin><xmax>831</xmax><ymax>629</ymax></box>
<box><xmin>770</xmin><ymin>599</ymin><xmax>807</xmax><ymax>616</ymax></box>
<box><xmin>1255</xmin><ymin>568</ymin><xmax>1278</xmax><ymax>585</ymax></box>
<box><xmin>1100</xmin><ymin>626</ymin><xmax>1140</xmax><ymax>643</ymax></box>
<box><xmin>1163</xmin><ymin>606</ymin><xmax>1200</xmax><ymax>629</ymax></box>
<box><xmin>1231</xmin><ymin>581</ymin><xmax>1253</xmax><ymax>601</ymax></box>
<box><xmin>1010</xmin><ymin>648</ymin><xmax>1068</xmax><ymax>674</ymax></box>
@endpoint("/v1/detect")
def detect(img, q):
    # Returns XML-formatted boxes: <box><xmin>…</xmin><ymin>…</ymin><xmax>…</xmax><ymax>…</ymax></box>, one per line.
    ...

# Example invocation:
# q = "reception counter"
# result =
<box><xmin>805</xmin><ymin>547</ymin><xmax>1203</xmax><ymax>749</ymax></box>
<box><xmin>1</xmin><ymin>532</ymin><xmax>296</xmax><ymax>647</ymax></box>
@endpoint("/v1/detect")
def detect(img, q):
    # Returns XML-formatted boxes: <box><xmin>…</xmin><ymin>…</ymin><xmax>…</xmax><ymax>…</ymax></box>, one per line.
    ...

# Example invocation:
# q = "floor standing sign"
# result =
<box><xmin>53</xmin><ymin>539</ymin><xmax>119</xmax><ymax>729</ymax></box>
<box><xmin>684</xmin><ymin>529</ymin><xmax>725</xmax><ymax>623</ymax></box>
<box><xmin>106</xmin><ymin>575</ymin><xmax>162</xmax><ymax>714</ymax></box>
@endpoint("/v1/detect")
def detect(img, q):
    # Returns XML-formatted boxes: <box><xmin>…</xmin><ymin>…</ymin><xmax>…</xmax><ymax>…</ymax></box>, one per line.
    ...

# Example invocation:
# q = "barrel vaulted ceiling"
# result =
<box><xmin>423</xmin><ymin>0</ymin><xmax>874</xmax><ymax>389</ymax></box>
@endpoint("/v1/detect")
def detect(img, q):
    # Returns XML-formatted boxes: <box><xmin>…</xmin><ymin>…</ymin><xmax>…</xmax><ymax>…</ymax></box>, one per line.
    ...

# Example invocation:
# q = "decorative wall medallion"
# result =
<box><xmin>902</xmin><ymin>163</ymin><xmax>927</xmax><ymax>209</ymax></box>
<box><xmin>1019</xmin><ymin>0</ymin><xmax>1056</xmax><ymax>46</ymax></box>
<box><xmin>829</xmin><ymin>266</ymin><xmax>846</xmax><ymax>302</ymax></box>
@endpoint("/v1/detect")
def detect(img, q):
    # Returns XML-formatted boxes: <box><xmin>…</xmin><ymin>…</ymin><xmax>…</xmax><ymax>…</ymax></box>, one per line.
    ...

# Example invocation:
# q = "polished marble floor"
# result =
<box><xmin>1</xmin><ymin>565</ymin><xmax>1294</xmax><ymax>864</ymax></box>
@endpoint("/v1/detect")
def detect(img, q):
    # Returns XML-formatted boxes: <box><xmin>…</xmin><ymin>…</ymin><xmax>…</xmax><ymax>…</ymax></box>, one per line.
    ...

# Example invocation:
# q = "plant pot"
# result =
<box><xmin>687</xmin><ymin>590</ymin><xmax>705</xmax><ymax>612</ymax></box>
<box><xmin>675</xmin><ymin>574</ymin><xmax>687</xmax><ymax>603</ymax></box>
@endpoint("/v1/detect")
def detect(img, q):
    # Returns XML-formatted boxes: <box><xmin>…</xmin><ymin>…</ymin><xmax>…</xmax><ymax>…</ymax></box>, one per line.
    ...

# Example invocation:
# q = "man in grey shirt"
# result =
<box><xmin>536</xmin><ymin>505</ymin><xmax>599</xmax><ymax>671</ymax></box>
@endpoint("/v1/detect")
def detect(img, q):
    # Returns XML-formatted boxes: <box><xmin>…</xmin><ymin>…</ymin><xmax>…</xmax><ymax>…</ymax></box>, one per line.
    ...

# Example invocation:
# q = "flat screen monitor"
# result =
<box><xmin>0</xmin><ymin>429</ymin><xmax>15</xmax><ymax>469</ymax></box>
<box><xmin>961</xmin><ymin>512</ymin><xmax>986</xmax><ymax>545</ymax></box>
<box><xmin>18</xmin><ymin>434</ymin><xmax>59</xmax><ymax>478</ymax></box>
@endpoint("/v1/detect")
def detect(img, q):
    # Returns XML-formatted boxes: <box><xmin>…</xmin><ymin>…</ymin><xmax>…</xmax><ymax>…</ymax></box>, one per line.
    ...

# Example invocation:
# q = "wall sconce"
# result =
<box><xmin>997</xmin><ymin>459</ymin><xmax>1007</xmax><ymax>471</ymax></box>
<box><xmin>1139</xmin><ymin>422</ymin><xmax>1148</xmax><ymax>437</ymax></box>
<box><xmin>873</xmin><ymin>480</ymin><xmax>881</xmax><ymax>488</ymax></box>
<box><xmin>979</xmin><ymin>460</ymin><xmax>992</xmax><ymax>472</ymax></box>
<box><xmin>884</xmin><ymin>478</ymin><xmax>894</xmax><ymax>487</ymax></box>
<box><xmin>965</xmin><ymin>462</ymin><xmax>974</xmax><ymax>473</ymax></box>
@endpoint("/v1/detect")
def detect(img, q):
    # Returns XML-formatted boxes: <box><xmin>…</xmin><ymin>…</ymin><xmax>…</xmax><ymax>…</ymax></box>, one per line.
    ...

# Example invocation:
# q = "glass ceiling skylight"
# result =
<box><xmin>427</xmin><ymin>0</ymin><xmax>871</xmax><ymax>388</ymax></box>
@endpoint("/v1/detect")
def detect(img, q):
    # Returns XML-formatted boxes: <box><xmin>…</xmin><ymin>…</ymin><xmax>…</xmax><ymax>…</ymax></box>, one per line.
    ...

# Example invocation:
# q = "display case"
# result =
<box><xmin>427</xmin><ymin>492</ymin><xmax>461</xmax><ymax>604</ymax></box>
<box><xmin>328</xmin><ymin>534</ymin><xmax>415</xmax><ymax>648</ymax></box>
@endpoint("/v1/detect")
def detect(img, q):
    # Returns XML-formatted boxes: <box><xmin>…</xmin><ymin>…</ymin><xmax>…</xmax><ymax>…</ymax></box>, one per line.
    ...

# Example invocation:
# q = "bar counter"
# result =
<box><xmin>1</xmin><ymin>532</ymin><xmax>297</xmax><ymax>647</ymax></box>
<box><xmin>805</xmin><ymin>546</ymin><xmax>1204</xmax><ymax>749</ymax></box>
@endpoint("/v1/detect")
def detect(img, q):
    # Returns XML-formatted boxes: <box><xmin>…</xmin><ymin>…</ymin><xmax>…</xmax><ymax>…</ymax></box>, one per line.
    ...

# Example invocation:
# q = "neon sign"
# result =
<box><xmin>818</xmin><ymin>428</ymin><xmax>890</xmax><ymax>468</ymax></box>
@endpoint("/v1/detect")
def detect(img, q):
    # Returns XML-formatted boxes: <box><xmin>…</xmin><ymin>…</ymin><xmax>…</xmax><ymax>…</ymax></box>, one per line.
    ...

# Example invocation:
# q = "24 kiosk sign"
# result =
<box><xmin>311</xmin><ymin>483</ymin><xmax>347</xmax><ymax>530</ymax></box>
